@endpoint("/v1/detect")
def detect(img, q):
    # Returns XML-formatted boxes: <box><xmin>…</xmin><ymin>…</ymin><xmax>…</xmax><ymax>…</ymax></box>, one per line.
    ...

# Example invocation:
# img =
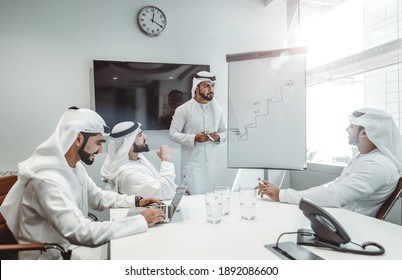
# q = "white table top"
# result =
<box><xmin>110</xmin><ymin>193</ymin><xmax>402</xmax><ymax>260</ymax></box>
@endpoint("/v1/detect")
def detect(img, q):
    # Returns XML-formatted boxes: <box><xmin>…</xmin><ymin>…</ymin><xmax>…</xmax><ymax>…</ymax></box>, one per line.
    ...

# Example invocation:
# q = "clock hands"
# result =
<box><xmin>153</xmin><ymin>20</ymin><xmax>163</xmax><ymax>28</ymax></box>
<box><xmin>150</xmin><ymin>12</ymin><xmax>163</xmax><ymax>28</ymax></box>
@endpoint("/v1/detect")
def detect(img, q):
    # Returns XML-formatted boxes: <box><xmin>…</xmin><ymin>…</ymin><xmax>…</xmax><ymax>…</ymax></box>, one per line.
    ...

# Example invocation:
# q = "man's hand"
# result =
<box><xmin>157</xmin><ymin>145</ymin><xmax>172</xmax><ymax>161</ymax></box>
<box><xmin>195</xmin><ymin>131</ymin><xmax>214</xmax><ymax>143</ymax></box>
<box><xmin>254</xmin><ymin>180</ymin><xmax>280</xmax><ymax>201</ymax></box>
<box><xmin>140</xmin><ymin>207</ymin><xmax>165</xmax><ymax>226</ymax></box>
<box><xmin>139</xmin><ymin>198</ymin><xmax>164</xmax><ymax>207</ymax></box>
<box><xmin>209</xmin><ymin>132</ymin><xmax>220</xmax><ymax>142</ymax></box>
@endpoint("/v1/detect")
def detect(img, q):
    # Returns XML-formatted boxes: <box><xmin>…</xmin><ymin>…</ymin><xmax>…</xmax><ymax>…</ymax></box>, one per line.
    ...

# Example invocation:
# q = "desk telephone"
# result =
<box><xmin>297</xmin><ymin>198</ymin><xmax>385</xmax><ymax>256</ymax></box>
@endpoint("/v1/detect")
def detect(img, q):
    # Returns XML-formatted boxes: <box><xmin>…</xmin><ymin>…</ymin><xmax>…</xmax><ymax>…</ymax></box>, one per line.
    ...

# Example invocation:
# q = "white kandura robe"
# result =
<box><xmin>10</xmin><ymin>163</ymin><xmax>147</xmax><ymax>259</ymax></box>
<box><xmin>0</xmin><ymin>108</ymin><xmax>150</xmax><ymax>259</ymax></box>
<box><xmin>108</xmin><ymin>153</ymin><xmax>177</xmax><ymax>200</ymax></box>
<box><xmin>280</xmin><ymin>149</ymin><xmax>399</xmax><ymax>217</ymax></box>
<box><xmin>169</xmin><ymin>98</ymin><xmax>226</xmax><ymax>194</ymax></box>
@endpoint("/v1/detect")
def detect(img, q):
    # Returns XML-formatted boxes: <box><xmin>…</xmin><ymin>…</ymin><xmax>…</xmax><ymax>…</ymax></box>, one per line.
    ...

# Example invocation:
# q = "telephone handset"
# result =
<box><xmin>297</xmin><ymin>198</ymin><xmax>385</xmax><ymax>256</ymax></box>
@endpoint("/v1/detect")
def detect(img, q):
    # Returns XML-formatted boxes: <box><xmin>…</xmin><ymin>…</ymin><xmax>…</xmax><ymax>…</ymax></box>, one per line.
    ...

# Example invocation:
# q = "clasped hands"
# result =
<box><xmin>195</xmin><ymin>131</ymin><xmax>220</xmax><ymax>143</ymax></box>
<box><xmin>254</xmin><ymin>180</ymin><xmax>280</xmax><ymax>202</ymax></box>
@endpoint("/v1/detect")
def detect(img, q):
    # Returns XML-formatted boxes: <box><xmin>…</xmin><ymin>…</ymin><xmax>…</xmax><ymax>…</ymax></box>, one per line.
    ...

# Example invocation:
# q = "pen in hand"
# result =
<box><xmin>203</xmin><ymin>131</ymin><xmax>214</xmax><ymax>141</ymax></box>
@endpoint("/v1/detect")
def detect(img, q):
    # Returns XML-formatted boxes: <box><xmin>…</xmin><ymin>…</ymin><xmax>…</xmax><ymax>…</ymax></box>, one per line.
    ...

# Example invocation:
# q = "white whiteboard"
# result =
<box><xmin>226</xmin><ymin>47</ymin><xmax>306</xmax><ymax>169</ymax></box>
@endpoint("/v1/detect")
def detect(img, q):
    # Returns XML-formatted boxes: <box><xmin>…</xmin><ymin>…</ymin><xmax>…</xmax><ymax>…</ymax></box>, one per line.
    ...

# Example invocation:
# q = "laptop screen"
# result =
<box><xmin>170</xmin><ymin>175</ymin><xmax>190</xmax><ymax>210</ymax></box>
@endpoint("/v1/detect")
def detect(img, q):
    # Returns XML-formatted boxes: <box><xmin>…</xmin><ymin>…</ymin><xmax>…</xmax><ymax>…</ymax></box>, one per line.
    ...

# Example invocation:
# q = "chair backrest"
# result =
<box><xmin>0</xmin><ymin>175</ymin><xmax>72</xmax><ymax>260</ymax></box>
<box><xmin>376</xmin><ymin>177</ymin><xmax>402</xmax><ymax>220</ymax></box>
<box><xmin>232</xmin><ymin>169</ymin><xmax>264</xmax><ymax>191</ymax></box>
<box><xmin>0</xmin><ymin>175</ymin><xmax>18</xmax><ymax>259</ymax></box>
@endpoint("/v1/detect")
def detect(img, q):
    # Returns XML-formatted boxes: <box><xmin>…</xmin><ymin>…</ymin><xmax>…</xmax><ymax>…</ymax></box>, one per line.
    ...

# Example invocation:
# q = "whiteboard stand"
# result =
<box><xmin>278</xmin><ymin>170</ymin><xmax>287</xmax><ymax>189</ymax></box>
<box><xmin>263</xmin><ymin>169</ymin><xmax>269</xmax><ymax>182</ymax></box>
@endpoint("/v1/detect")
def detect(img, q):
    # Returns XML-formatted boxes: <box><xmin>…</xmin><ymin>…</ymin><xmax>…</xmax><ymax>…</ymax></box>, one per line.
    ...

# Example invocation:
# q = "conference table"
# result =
<box><xmin>110</xmin><ymin>192</ymin><xmax>402</xmax><ymax>260</ymax></box>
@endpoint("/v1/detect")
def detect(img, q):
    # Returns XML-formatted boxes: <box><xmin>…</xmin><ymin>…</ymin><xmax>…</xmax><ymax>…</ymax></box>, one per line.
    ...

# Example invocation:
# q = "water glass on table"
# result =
<box><xmin>239</xmin><ymin>189</ymin><xmax>257</xmax><ymax>220</ymax></box>
<box><xmin>205</xmin><ymin>192</ymin><xmax>222</xmax><ymax>224</ymax></box>
<box><xmin>214</xmin><ymin>186</ymin><xmax>231</xmax><ymax>215</ymax></box>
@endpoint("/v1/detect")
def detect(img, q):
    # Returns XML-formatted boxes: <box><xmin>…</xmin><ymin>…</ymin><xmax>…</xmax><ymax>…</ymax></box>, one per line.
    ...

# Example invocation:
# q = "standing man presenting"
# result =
<box><xmin>169</xmin><ymin>71</ymin><xmax>226</xmax><ymax>194</ymax></box>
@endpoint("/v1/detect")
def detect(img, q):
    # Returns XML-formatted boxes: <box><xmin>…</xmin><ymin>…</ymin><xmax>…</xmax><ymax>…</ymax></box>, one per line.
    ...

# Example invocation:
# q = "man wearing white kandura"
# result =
<box><xmin>101</xmin><ymin>121</ymin><xmax>177</xmax><ymax>200</ymax></box>
<box><xmin>0</xmin><ymin>107</ymin><xmax>165</xmax><ymax>259</ymax></box>
<box><xmin>255</xmin><ymin>108</ymin><xmax>402</xmax><ymax>217</ymax></box>
<box><xmin>169</xmin><ymin>71</ymin><xmax>227</xmax><ymax>194</ymax></box>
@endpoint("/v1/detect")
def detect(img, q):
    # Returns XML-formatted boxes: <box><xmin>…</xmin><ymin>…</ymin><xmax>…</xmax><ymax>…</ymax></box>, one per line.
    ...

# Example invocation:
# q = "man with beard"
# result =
<box><xmin>255</xmin><ymin>108</ymin><xmax>402</xmax><ymax>217</ymax></box>
<box><xmin>0</xmin><ymin>107</ymin><xmax>165</xmax><ymax>259</ymax></box>
<box><xmin>101</xmin><ymin>121</ymin><xmax>176</xmax><ymax>200</ymax></box>
<box><xmin>169</xmin><ymin>71</ymin><xmax>227</xmax><ymax>194</ymax></box>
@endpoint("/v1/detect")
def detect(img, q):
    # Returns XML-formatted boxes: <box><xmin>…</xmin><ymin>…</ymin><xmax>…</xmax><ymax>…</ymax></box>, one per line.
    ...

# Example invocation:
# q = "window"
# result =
<box><xmin>290</xmin><ymin>0</ymin><xmax>402</xmax><ymax>165</ymax></box>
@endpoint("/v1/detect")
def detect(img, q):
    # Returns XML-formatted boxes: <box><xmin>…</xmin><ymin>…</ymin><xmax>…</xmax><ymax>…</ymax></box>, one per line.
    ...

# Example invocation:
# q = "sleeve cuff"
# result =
<box><xmin>134</xmin><ymin>215</ymin><xmax>149</xmax><ymax>232</ymax></box>
<box><xmin>278</xmin><ymin>189</ymin><xmax>286</xmax><ymax>202</ymax></box>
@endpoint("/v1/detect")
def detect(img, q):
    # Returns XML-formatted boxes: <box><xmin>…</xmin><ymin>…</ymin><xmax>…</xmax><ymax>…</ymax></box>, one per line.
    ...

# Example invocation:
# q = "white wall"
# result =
<box><xmin>0</xmin><ymin>0</ymin><xmax>287</xmax><ymax>188</ymax></box>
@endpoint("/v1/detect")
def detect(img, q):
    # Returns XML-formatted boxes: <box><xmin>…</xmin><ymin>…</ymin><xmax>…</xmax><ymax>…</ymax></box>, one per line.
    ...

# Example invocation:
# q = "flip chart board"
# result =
<box><xmin>226</xmin><ymin>47</ymin><xmax>307</xmax><ymax>169</ymax></box>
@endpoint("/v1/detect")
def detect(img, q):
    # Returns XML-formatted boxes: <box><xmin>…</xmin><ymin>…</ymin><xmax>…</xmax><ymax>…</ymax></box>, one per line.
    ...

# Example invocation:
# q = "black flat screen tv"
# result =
<box><xmin>93</xmin><ymin>60</ymin><xmax>210</xmax><ymax>130</ymax></box>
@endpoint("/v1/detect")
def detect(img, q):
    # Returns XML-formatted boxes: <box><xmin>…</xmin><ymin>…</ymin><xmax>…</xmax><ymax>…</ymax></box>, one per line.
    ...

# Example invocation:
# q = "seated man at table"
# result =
<box><xmin>0</xmin><ymin>107</ymin><xmax>165</xmax><ymax>259</ymax></box>
<box><xmin>255</xmin><ymin>108</ymin><xmax>402</xmax><ymax>217</ymax></box>
<box><xmin>101</xmin><ymin>121</ymin><xmax>177</xmax><ymax>200</ymax></box>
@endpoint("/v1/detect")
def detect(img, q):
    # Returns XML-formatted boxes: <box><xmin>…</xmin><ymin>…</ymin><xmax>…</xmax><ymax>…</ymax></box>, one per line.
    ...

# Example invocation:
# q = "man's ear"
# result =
<box><xmin>76</xmin><ymin>132</ymin><xmax>83</xmax><ymax>146</ymax></box>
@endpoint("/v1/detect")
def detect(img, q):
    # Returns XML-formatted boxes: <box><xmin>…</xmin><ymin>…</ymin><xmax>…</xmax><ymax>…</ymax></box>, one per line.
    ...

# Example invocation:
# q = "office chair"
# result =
<box><xmin>0</xmin><ymin>175</ymin><xmax>72</xmax><ymax>260</ymax></box>
<box><xmin>375</xmin><ymin>177</ymin><xmax>402</xmax><ymax>220</ymax></box>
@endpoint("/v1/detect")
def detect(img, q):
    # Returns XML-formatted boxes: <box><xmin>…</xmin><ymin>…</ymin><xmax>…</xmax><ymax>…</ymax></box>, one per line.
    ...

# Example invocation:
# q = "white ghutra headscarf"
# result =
<box><xmin>100</xmin><ymin>121</ymin><xmax>142</xmax><ymax>192</ymax></box>
<box><xmin>0</xmin><ymin>108</ymin><xmax>110</xmax><ymax>238</ymax></box>
<box><xmin>191</xmin><ymin>71</ymin><xmax>216</xmax><ymax>97</ymax></box>
<box><xmin>349</xmin><ymin>107</ymin><xmax>402</xmax><ymax>173</ymax></box>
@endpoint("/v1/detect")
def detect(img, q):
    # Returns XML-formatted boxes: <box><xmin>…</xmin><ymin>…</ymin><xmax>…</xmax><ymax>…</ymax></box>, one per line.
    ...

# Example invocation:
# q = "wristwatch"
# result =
<box><xmin>135</xmin><ymin>196</ymin><xmax>143</xmax><ymax>207</ymax></box>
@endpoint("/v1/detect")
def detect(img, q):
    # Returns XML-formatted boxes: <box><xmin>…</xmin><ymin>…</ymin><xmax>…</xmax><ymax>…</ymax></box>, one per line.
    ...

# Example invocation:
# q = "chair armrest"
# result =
<box><xmin>0</xmin><ymin>243</ymin><xmax>47</xmax><ymax>251</ymax></box>
<box><xmin>0</xmin><ymin>243</ymin><xmax>72</xmax><ymax>260</ymax></box>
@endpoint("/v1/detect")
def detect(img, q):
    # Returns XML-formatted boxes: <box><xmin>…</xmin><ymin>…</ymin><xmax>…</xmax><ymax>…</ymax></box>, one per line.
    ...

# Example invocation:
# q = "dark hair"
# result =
<box><xmin>79</xmin><ymin>132</ymin><xmax>99</xmax><ymax>148</ymax></box>
<box><xmin>80</xmin><ymin>132</ymin><xmax>98</xmax><ymax>138</ymax></box>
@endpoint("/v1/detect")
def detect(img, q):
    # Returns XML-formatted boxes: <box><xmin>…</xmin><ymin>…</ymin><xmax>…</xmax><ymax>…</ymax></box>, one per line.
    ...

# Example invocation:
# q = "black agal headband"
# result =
<box><xmin>110</xmin><ymin>122</ymin><xmax>140</xmax><ymax>138</ymax></box>
<box><xmin>194</xmin><ymin>73</ymin><xmax>216</xmax><ymax>81</ymax></box>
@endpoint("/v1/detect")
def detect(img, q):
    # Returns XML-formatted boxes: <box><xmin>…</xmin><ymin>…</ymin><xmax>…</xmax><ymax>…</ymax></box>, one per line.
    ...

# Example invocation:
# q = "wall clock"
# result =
<box><xmin>137</xmin><ymin>6</ymin><xmax>167</xmax><ymax>37</ymax></box>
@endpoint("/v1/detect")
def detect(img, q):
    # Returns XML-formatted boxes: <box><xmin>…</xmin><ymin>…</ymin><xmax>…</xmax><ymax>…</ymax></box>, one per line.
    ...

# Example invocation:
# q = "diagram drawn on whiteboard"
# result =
<box><xmin>227</xmin><ymin>47</ymin><xmax>306</xmax><ymax>169</ymax></box>
<box><xmin>230</xmin><ymin>79</ymin><xmax>296</xmax><ymax>141</ymax></box>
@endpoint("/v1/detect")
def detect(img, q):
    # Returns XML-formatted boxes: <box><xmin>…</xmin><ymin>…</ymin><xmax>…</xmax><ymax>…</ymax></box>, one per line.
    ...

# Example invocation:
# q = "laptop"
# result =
<box><xmin>125</xmin><ymin>175</ymin><xmax>190</xmax><ymax>222</ymax></box>
<box><xmin>156</xmin><ymin>175</ymin><xmax>190</xmax><ymax>223</ymax></box>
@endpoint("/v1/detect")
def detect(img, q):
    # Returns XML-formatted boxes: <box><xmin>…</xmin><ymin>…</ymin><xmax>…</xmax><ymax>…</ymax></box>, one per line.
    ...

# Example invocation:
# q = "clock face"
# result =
<box><xmin>137</xmin><ymin>6</ymin><xmax>167</xmax><ymax>37</ymax></box>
